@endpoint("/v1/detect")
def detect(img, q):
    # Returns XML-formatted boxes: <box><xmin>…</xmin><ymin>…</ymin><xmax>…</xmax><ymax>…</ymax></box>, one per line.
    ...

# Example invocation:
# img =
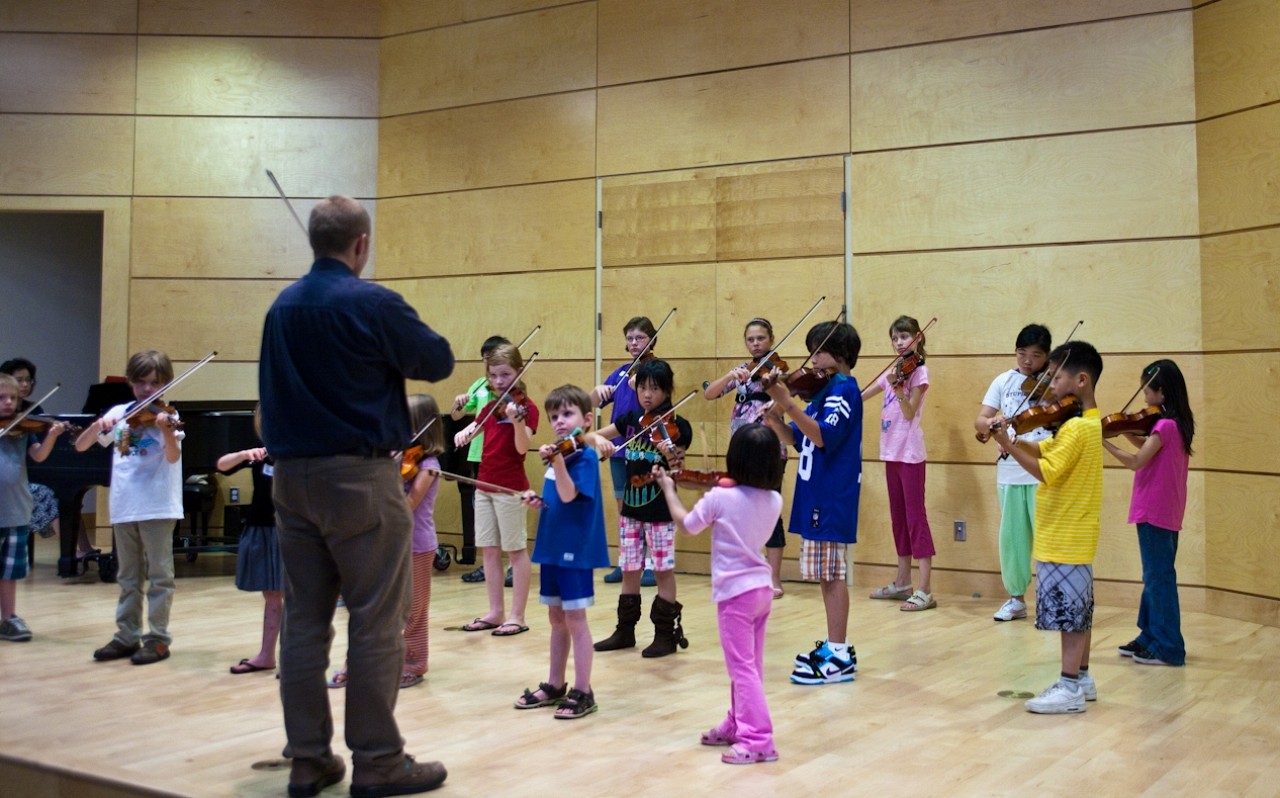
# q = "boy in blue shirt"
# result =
<box><xmin>516</xmin><ymin>385</ymin><xmax>611</xmax><ymax>719</ymax></box>
<box><xmin>764</xmin><ymin>321</ymin><xmax>863</xmax><ymax>685</ymax></box>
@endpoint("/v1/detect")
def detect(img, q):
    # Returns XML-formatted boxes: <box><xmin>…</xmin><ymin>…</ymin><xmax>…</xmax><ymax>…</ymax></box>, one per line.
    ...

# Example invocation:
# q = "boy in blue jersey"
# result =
<box><xmin>764</xmin><ymin>321</ymin><xmax>863</xmax><ymax>685</ymax></box>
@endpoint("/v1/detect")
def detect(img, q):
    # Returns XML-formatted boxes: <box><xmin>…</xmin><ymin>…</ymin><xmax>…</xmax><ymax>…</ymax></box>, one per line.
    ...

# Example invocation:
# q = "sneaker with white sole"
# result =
<box><xmin>993</xmin><ymin>597</ymin><xmax>1027</xmax><ymax>621</ymax></box>
<box><xmin>0</xmin><ymin>615</ymin><xmax>32</xmax><ymax>642</ymax></box>
<box><xmin>1077</xmin><ymin>672</ymin><xmax>1097</xmax><ymax>701</ymax></box>
<box><xmin>790</xmin><ymin>643</ymin><xmax>857</xmax><ymax>685</ymax></box>
<box><xmin>1025</xmin><ymin>679</ymin><xmax>1086</xmax><ymax>714</ymax></box>
<box><xmin>1117</xmin><ymin>639</ymin><xmax>1142</xmax><ymax>657</ymax></box>
<box><xmin>1133</xmin><ymin>648</ymin><xmax>1178</xmax><ymax>666</ymax></box>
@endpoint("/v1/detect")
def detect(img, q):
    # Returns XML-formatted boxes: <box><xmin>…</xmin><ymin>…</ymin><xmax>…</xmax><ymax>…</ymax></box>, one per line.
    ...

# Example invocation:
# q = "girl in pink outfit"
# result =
<box><xmin>863</xmin><ymin>315</ymin><xmax>936</xmax><ymax>611</ymax></box>
<box><xmin>655</xmin><ymin>425</ymin><xmax>784</xmax><ymax>765</ymax></box>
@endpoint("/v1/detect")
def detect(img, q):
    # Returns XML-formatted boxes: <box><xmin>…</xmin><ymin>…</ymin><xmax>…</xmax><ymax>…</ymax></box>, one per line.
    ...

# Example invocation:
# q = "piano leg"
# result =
<box><xmin>57</xmin><ymin>488</ymin><xmax>91</xmax><ymax>578</ymax></box>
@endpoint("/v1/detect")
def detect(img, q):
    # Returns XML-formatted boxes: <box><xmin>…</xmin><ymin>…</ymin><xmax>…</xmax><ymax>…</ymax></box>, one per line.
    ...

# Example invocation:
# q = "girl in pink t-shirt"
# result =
<box><xmin>656</xmin><ymin>425</ymin><xmax>784</xmax><ymax>765</ymax></box>
<box><xmin>863</xmin><ymin>315</ymin><xmax>936</xmax><ymax>611</ymax></box>
<box><xmin>1102</xmin><ymin>359</ymin><xmax>1194</xmax><ymax>667</ymax></box>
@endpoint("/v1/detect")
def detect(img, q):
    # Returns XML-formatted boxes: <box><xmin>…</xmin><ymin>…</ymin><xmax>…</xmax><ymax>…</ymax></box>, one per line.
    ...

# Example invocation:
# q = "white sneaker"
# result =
<box><xmin>1025</xmin><ymin>679</ymin><xmax>1086</xmax><ymax>714</ymax></box>
<box><xmin>993</xmin><ymin>597</ymin><xmax>1027</xmax><ymax>621</ymax></box>
<box><xmin>1077</xmin><ymin>672</ymin><xmax>1097</xmax><ymax>701</ymax></box>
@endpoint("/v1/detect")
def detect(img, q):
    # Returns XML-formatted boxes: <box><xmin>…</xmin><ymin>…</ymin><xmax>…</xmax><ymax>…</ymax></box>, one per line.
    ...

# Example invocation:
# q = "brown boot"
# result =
<box><xmin>593</xmin><ymin>593</ymin><xmax>642</xmax><ymax>651</ymax></box>
<box><xmin>641</xmin><ymin>596</ymin><xmax>689</xmax><ymax>658</ymax></box>
<box><xmin>350</xmin><ymin>754</ymin><xmax>446</xmax><ymax>798</ymax></box>
<box><xmin>287</xmin><ymin>754</ymin><xmax>345</xmax><ymax>798</ymax></box>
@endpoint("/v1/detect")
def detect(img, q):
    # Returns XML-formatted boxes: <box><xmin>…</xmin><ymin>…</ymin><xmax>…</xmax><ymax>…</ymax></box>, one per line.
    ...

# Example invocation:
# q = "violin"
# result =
<box><xmin>541</xmin><ymin>429</ymin><xmax>590</xmax><ymax>463</ymax></box>
<box><xmin>126</xmin><ymin>400</ymin><xmax>184</xmax><ymax>430</ymax></box>
<box><xmin>400</xmin><ymin>445</ymin><xmax>427</xmax><ymax>481</ymax></box>
<box><xmin>763</xmin><ymin>366</ymin><xmax>833</xmax><ymax>401</ymax></box>
<box><xmin>498</xmin><ymin>385</ymin><xmax>529</xmax><ymax>420</ymax></box>
<box><xmin>639</xmin><ymin>411</ymin><xmax>680</xmax><ymax>446</ymax></box>
<box><xmin>1101</xmin><ymin>406</ymin><xmax>1161</xmax><ymax>439</ymax></box>
<box><xmin>891</xmin><ymin>351</ymin><xmax>923</xmax><ymax>389</ymax></box>
<box><xmin>0</xmin><ymin>413</ymin><xmax>80</xmax><ymax>437</ymax></box>
<box><xmin>750</xmin><ymin>351</ymin><xmax>789</xmax><ymax>374</ymax></box>
<box><xmin>1020</xmin><ymin>371</ymin><xmax>1053</xmax><ymax>402</ymax></box>
<box><xmin>630</xmin><ymin>468</ymin><xmax>736</xmax><ymax>491</ymax></box>
<box><xmin>1008</xmin><ymin>395</ymin><xmax>1080</xmax><ymax>436</ymax></box>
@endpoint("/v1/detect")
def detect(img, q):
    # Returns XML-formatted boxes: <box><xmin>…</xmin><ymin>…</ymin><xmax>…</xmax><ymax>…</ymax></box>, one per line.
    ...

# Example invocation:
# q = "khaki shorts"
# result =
<box><xmin>475</xmin><ymin>491</ymin><xmax>528</xmax><ymax>552</ymax></box>
<box><xmin>800</xmin><ymin>539</ymin><xmax>847</xmax><ymax>582</ymax></box>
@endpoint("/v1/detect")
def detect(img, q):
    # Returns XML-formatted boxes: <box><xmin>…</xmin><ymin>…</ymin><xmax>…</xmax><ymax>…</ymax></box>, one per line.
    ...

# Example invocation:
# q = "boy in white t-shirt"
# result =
<box><xmin>974</xmin><ymin>324</ymin><xmax>1053</xmax><ymax>622</ymax></box>
<box><xmin>76</xmin><ymin>350</ymin><xmax>184</xmax><ymax>665</ymax></box>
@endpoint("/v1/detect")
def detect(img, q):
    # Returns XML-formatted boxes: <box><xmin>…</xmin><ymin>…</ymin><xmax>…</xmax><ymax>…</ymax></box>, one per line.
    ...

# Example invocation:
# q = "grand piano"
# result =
<box><xmin>28</xmin><ymin>390</ymin><xmax>260</xmax><ymax>580</ymax></box>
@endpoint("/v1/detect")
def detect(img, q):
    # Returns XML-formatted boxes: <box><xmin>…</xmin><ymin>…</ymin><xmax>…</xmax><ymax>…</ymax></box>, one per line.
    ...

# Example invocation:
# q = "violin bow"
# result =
<box><xmin>613</xmin><ymin>390</ymin><xmax>697</xmax><ymax>457</ymax></box>
<box><xmin>1006</xmin><ymin>320</ymin><xmax>1084</xmax><ymax>423</ymax></box>
<box><xmin>424</xmin><ymin>467</ymin><xmax>525</xmax><ymax>497</ymax></box>
<box><xmin>454</xmin><ymin>325</ymin><xmax>540</xmax><ymax>411</ymax></box>
<box><xmin>265</xmin><ymin>169</ymin><xmax>308</xmax><ymax>238</ymax></box>
<box><xmin>738</xmin><ymin>296</ymin><xmax>826</xmax><ymax>389</ymax></box>
<box><xmin>98</xmin><ymin>352</ymin><xmax>218</xmax><ymax>446</ymax></box>
<box><xmin>406</xmin><ymin>415</ymin><xmax>439</xmax><ymax>448</ymax></box>
<box><xmin>1116</xmin><ymin>366</ymin><xmax>1161</xmax><ymax>416</ymax></box>
<box><xmin>469</xmin><ymin>352</ymin><xmax>540</xmax><ymax>430</ymax></box>
<box><xmin>0</xmin><ymin>383</ymin><xmax>61</xmax><ymax>438</ymax></box>
<box><xmin>867</xmin><ymin>316</ymin><xmax>938</xmax><ymax>388</ymax></box>
<box><xmin>614</xmin><ymin>307</ymin><xmax>676</xmax><ymax>386</ymax></box>
<box><xmin>779</xmin><ymin>308</ymin><xmax>848</xmax><ymax>380</ymax></box>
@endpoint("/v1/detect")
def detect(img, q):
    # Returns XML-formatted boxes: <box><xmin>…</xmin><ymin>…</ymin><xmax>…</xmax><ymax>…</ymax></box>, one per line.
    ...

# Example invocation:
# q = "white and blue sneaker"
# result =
<box><xmin>1025</xmin><ymin>679</ymin><xmax>1086</xmax><ymax>714</ymax></box>
<box><xmin>790</xmin><ymin>641</ymin><xmax>857</xmax><ymax>685</ymax></box>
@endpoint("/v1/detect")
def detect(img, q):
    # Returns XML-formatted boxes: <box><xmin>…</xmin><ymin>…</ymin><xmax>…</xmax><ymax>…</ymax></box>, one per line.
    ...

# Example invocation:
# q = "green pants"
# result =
<box><xmin>997</xmin><ymin>484</ymin><xmax>1036</xmax><ymax>597</ymax></box>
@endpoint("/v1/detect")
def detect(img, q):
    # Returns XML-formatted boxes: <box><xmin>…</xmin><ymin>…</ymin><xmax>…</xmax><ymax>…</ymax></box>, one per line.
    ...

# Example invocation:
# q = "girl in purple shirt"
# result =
<box><xmin>656</xmin><ymin>425</ymin><xmax>784</xmax><ymax>765</ymax></box>
<box><xmin>1102</xmin><ymin>359</ymin><xmax>1194</xmax><ymax>667</ymax></box>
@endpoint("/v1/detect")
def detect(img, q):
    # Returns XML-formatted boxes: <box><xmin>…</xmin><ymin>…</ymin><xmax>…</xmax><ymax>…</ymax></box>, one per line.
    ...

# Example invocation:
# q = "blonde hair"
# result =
<box><xmin>484</xmin><ymin>343</ymin><xmax>523</xmax><ymax>373</ymax></box>
<box><xmin>126</xmin><ymin>350</ymin><xmax>174</xmax><ymax>384</ymax></box>
<box><xmin>0</xmin><ymin>373</ymin><xmax>18</xmax><ymax>394</ymax></box>
<box><xmin>407</xmin><ymin>394</ymin><xmax>445</xmax><ymax>457</ymax></box>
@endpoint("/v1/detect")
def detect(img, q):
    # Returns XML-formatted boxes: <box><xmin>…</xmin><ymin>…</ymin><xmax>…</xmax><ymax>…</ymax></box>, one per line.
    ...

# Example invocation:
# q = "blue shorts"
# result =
<box><xmin>608</xmin><ymin>458</ymin><xmax>627</xmax><ymax>500</ymax></box>
<box><xmin>540</xmin><ymin>564</ymin><xmax>596</xmax><ymax>611</ymax></box>
<box><xmin>1</xmin><ymin>526</ymin><xmax>31</xmax><ymax>581</ymax></box>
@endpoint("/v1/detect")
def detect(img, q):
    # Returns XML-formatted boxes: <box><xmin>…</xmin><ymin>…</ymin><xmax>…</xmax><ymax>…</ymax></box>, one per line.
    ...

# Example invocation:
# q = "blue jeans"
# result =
<box><xmin>1135</xmin><ymin>523</ymin><xmax>1185</xmax><ymax>665</ymax></box>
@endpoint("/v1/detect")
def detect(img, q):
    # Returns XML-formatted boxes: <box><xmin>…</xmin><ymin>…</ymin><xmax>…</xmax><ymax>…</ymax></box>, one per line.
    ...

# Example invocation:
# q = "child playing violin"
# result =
<box><xmin>592</xmin><ymin>358</ymin><xmax>693</xmax><ymax>657</ymax></box>
<box><xmin>762</xmin><ymin>320</ymin><xmax>863</xmax><ymax>685</ymax></box>
<box><xmin>0</xmin><ymin>373</ymin><xmax>69</xmax><ymax>643</ymax></box>
<box><xmin>990</xmin><ymin>341</ymin><xmax>1104</xmax><ymax>714</ymax></box>
<box><xmin>454</xmin><ymin>344</ymin><xmax>538</xmax><ymax>637</ymax></box>
<box><xmin>1102</xmin><ymin>360</ymin><xmax>1193</xmax><ymax>667</ymax></box>
<box><xmin>592</xmin><ymin>316</ymin><xmax>658</xmax><ymax>586</ymax></box>
<box><xmin>974</xmin><ymin>323</ymin><xmax>1053</xmax><ymax>622</ymax></box>
<box><xmin>655</xmin><ymin>424</ymin><xmax>785</xmax><ymax>764</ymax></box>
<box><xmin>862</xmin><ymin>315</ymin><xmax>937</xmax><ymax>612</ymax></box>
<box><xmin>451</xmin><ymin>335</ymin><xmax>510</xmax><ymax>578</ymax></box>
<box><xmin>75</xmin><ymin>350</ymin><xmax>184</xmax><ymax>665</ymax></box>
<box><xmin>702</xmin><ymin>318</ymin><xmax>788</xmax><ymax>598</ymax></box>
<box><xmin>514</xmin><ymin>385</ymin><xmax>612</xmax><ymax>718</ymax></box>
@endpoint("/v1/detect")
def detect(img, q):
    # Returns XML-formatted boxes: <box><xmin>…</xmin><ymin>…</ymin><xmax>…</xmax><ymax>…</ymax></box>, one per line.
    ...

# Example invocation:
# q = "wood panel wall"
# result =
<box><xmin>4</xmin><ymin>0</ymin><xmax>1277</xmax><ymax>622</ymax></box>
<box><xmin>1193</xmin><ymin>0</ymin><xmax>1280</xmax><ymax>611</ymax></box>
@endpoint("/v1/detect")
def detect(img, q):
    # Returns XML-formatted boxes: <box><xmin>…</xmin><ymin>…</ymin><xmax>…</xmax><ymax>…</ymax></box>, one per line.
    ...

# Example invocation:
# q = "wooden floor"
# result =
<box><xmin>3</xmin><ymin>543</ymin><xmax>1279</xmax><ymax>798</ymax></box>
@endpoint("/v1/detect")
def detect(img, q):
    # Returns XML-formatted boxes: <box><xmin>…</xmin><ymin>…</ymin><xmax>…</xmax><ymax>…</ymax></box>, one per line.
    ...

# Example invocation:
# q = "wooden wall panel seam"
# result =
<box><xmin>1196</xmin><ymin>98</ymin><xmax>1280</xmax><ymax>125</ymax></box>
<box><xmin>851</xmin><ymin>120</ymin><xmax>1198</xmax><ymax>157</ymax></box>
<box><xmin>380</xmin><ymin>0</ymin><xmax>590</xmax><ymax>39</ymax></box>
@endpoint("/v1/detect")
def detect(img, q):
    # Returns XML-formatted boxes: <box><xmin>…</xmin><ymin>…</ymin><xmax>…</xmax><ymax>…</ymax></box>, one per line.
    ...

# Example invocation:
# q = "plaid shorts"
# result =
<box><xmin>0</xmin><ymin>526</ymin><xmax>31</xmax><ymax>581</ymax></box>
<box><xmin>1035</xmin><ymin>561</ymin><xmax>1094</xmax><ymax>633</ymax></box>
<box><xmin>618</xmin><ymin>516</ymin><xmax>675</xmax><ymax>572</ymax></box>
<box><xmin>800</xmin><ymin>538</ymin><xmax>847</xmax><ymax>582</ymax></box>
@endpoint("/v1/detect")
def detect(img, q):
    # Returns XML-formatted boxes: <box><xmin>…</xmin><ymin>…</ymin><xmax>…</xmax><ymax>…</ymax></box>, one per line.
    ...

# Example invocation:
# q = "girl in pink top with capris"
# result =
<box><xmin>656</xmin><ymin>425</ymin><xmax>784</xmax><ymax>765</ymax></box>
<box><xmin>1102</xmin><ymin>360</ymin><xmax>1194</xmax><ymax>667</ymax></box>
<box><xmin>863</xmin><ymin>315</ymin><xmax>936</xmax><ymax>612</ymax></box>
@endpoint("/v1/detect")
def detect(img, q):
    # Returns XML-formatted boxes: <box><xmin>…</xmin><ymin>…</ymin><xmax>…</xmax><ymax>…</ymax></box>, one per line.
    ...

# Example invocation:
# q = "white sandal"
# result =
<box><xmin>869</xmin><ymin>582</ymin><xmax>912</xmax><ymax>601</ymax></box>
<box><xmin>900</xmin><ymin>590</ymin><xmax>936</xmax><ymax>612</ymax></box>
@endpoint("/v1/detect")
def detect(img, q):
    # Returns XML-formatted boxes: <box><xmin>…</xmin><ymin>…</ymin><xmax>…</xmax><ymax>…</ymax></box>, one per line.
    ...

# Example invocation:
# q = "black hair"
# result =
<box><xmin>544</xmin><ymin>384</ymin><xmax>593</xmax><ymax>416</ymax></box>
<box><xmin>0</xmin><ymin>358</ymin><xmax>36</xmax><ymax>378</ymax></box>
<box><xmin>726</xmin><ymin>425</ymin><xmax>784</xmax><ymax>491</ymax></box>
<box><xmin>1015</xmin><ymin>324</ymin><xmax>1052</xmax><ymax>353</ymax></box>
<box><xmin>1049</xmin><ymin>340</ymin><xmax>1102</xmax><ymax>387</ymax></box>
<box><xmin>480</xmin><ymin>336</ymin><xmax>511</xmax><ymax>357</ymax></box>
<box><xmin>634</xmin><ymin>358</ymin><xmax>674</xmax><ymax>397</ymax></box>
<box><xmin>805</xmin><ymin>321</ymin><xmax>861</xmax><ymax>369</ymax></box>
<box><xmin>1143</xmin><ymin>359</ymin><xmax>1194</xmax><ymax>456</ymax></box>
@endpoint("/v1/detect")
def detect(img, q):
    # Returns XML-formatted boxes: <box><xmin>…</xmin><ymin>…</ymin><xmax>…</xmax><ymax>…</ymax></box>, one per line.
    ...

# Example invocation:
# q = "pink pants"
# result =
<box><xmin>402</xmin><ymin>551</ymin><xmax>435</xmax><ymax>676</ymax></box>
<box><xmin>885</xmin><ymin>460</ymin><xmax>935</xmax><ymax>558</ymax></box>
<box><xmin>714</xmin><ymin>586</ymin><xmax>775</xmax><ymax>753</ymax></box>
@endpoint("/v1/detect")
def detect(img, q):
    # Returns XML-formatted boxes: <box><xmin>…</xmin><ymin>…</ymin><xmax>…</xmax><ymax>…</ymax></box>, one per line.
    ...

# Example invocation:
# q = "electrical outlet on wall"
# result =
<box><xmin>229</xmin><ymin>487</ymin><xmax>240</xmax><ymax>503</ymax></box>
<box><xmin>953</xmin><ymin>520</ymin><xmax>966</xmax><ymax>542</ymax></box>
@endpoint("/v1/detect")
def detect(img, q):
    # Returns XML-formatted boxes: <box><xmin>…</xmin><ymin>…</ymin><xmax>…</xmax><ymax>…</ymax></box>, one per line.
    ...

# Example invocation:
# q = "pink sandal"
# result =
<box><xmin>700</xmin><ymin>728</ymin><xmax>735</xmax><ymax>746</ymax></box>
<box><xmin>721</xmin><ymin>745</ymin><xmax>779</xmax><ymax>765</ymax></box>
